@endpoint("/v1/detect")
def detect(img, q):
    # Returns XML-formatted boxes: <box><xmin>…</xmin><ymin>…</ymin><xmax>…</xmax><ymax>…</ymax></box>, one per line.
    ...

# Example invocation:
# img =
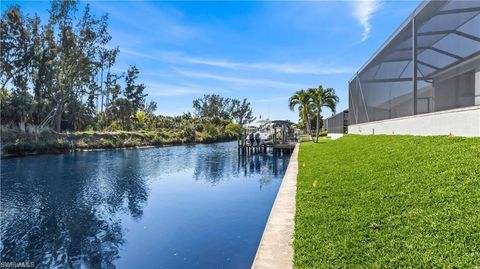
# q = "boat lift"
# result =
<box><xmin>238</xmin><ymin>120</ymin><xmax>297</xmax><ymax>155</ymax></box>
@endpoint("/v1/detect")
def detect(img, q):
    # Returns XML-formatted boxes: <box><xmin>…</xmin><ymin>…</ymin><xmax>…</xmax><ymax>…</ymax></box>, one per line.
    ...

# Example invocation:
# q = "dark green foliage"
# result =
<box><xmin>0</xmin><ymin>1</ymin><xmax>150</xmax><ymax>132</ymax></box>
<box><xmin>1</xmin><ymin>1</ymin><xmax>248</xmax><ymax>156</ymax></box>
<box><xmin>1</xmin><ymin>120</ymin><xmax>238</xmax><ymax>156</ymax></box>
<box><xmin>62</xmin><ymin>99</ymin><xmax>95</xmax><ymax>131</ymax></box>
<box><xmin>0</xmin><ymin>5</ymin><xmax>34</xmax><ymax>90</ymax></box>
<box><xmin>231</xmin><ymin>98</ymin><xmax>255</xmax><ymax>126</ymax></box>
<box><xmin>308</xmin><ymin>86</ymin><xmax>338</xmax><ymax>143</ymax></box>
<box><xmin>3</xmin><ymin>135</ymin><xmax>71</xmax><ymax>155</ymax></box>
<box><xmin>106</xmin><ymin>98</ymin><xmax>135</xmax><ymax>130</ymax></box>
<box><xmin>289</xmin><ymin>89</ymin><xmax>313</xmax><ymax>136</ymax></box>
<box><xmin>4</xmin><ymin>88</ymin><xmax>34</xmax><ymax>125</ymax></box>
<box><xmin>295</xmin><ymin>135</ymin><xmax>480</xmax><ymax>268</ymax></box>
<box><xmin>289</xmin><ymin>86</ymin><xmax>339</xmax><ymax>142</ymax></box>
<box><xmin>192</xmin><ymin>94</ymin><xmax>233</xmax><ymax>120</ymax></box>
<box><xmin>124</xmin><ymin>65</ymin><xmax>147</xmax><ymax>110</ymax></box>
<box><xmin>181</xmin><ymin>124</ymin><xmax>196</xmax><ymax>143</ymax></box>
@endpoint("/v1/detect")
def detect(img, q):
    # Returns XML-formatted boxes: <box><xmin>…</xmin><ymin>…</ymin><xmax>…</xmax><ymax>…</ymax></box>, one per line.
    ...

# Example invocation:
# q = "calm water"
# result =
<box><xmin>0</xmin><ymin>141</ymin><xmax>290</xmax><ymax>268</ymax></box>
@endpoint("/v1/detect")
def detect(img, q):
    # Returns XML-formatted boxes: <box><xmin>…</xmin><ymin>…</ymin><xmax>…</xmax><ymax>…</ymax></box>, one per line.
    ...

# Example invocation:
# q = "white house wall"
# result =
<box><xmin>348</xmin><ymin>105</ymin><xmax>480</xmax><ymax>137</ymax></box>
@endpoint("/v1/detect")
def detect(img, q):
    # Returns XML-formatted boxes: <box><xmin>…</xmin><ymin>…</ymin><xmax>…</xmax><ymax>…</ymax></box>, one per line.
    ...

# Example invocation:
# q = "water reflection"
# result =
<box><xmin>193</xmin><ymin>144</ymin><xmax>290</xmax><ymax>186</ymax></box>
<box><xmin>1</xmin><ymin>142</ymin><xmax>289</xmax><ymax>268</ymax></box>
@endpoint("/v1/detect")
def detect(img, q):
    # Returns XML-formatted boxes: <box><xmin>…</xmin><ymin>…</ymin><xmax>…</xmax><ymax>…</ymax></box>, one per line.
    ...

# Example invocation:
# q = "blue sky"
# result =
<box><xmin>2</xmin><ymin>0</ymin><xmax>421</xmax><ymax>122</ymax></box>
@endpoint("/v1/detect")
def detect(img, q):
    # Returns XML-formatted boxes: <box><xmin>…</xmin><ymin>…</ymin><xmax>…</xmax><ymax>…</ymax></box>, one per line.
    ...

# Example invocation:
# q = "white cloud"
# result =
<box><xmin>120</xmin><ymin>48</ymin><xmax>157</xmax><ymax>61</ymax></box>
<box><xmin>352</xmin><ymin>0</ymin><xmax>381</xmax><ymax>41</ymax></box>
<box><xmin>173</xmin><ymin>68</ymin><xmax>306</xmax><ymax>90</ymax></box>
<box><xmin>182</xmin><ymin>58</ymin><xmax>354</xmax><ymax>75</ymax></box>
<box><xmin>120</xmin><ymin>49</ymin><xmax>354</xmax><ymax>75</ymax></box>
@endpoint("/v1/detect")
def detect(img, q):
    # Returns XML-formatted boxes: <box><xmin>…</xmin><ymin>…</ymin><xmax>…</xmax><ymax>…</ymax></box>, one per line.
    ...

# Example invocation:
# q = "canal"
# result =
<box><xmin>0</xmin><ymin>141</ymin><xmax>290</xmax><ymax>268</ymax></box>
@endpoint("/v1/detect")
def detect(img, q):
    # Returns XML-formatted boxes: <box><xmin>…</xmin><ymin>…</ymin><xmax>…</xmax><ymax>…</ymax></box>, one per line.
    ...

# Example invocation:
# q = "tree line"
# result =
<box><xmin>289</xmin><ymin>85</ymin><xmax>339</xmax><ymax>143</ymax></box>
<box><xmin>1</xmin><ymin>1</ymin><xmax>124</xmax><ymax>132</ymax></box>
<box><xmin>0</xmin><ymin>1</ymin><xmax>255</xmax><ymax>139</ymax></box>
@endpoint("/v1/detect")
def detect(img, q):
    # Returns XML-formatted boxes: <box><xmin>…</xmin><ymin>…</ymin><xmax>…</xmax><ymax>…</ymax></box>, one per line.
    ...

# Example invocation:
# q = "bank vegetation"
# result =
<box><xmin>0</xmin><ymin>1</ymin><xmax>255</xmax><ymax>156</ymax></box>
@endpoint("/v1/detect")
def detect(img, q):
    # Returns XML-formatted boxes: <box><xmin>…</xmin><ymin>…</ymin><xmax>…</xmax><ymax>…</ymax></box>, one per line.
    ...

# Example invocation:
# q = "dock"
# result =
<box><xmin>238</xmin><ymin>142</ymin><xmax>296</xmax><ymax>155</ymax></box>
<box><xmin>238</xmin><ymin>120</ymin><xmax>297</xmax><ymax>155</ymax></box>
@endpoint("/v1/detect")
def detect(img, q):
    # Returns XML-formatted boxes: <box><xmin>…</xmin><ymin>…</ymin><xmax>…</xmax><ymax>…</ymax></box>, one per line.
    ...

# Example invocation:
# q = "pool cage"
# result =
<box><xmin>324</xmin><ymin>110</ymin><xmax>349</xmax><ymax>134</ymax></box>
<box><xmin>349</xmin><ymin>0</ymin><xmax>480</xmax><ymax>125</ymax></box>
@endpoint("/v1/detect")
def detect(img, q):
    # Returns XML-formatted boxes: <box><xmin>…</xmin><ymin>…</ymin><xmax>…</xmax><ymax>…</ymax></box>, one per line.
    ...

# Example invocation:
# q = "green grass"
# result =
<box><xmin>295</xmin><ymin>135</ymin><xmax>480</xmax><ymax>268</ymax></box>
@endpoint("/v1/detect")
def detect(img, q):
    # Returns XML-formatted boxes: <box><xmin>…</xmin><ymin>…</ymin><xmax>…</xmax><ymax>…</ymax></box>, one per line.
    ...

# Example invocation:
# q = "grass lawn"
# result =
<box><xmin>294</xmin><ymin>135</ymin><xmax>480</xmax><ymax>268</ymax></box>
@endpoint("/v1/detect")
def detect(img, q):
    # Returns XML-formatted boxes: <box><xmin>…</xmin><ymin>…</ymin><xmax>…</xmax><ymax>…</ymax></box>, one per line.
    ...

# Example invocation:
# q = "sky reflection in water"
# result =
<box><xmin>1</xmin><ymin>141</ymin><xmax>290</xmax><ymax>268</ymax></box>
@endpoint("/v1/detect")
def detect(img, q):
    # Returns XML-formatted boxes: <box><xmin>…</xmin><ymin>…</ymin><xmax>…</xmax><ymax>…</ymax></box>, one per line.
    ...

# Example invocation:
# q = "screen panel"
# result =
<box><xmin>348</xmin><ymin>0</ymin><xmax>479</xmax><ymax>125</ymax></box>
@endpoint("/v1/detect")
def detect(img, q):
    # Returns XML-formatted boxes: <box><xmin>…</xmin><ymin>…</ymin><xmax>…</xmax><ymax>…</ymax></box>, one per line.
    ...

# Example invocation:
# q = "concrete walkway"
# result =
<box><xmin>252</xmin><ymin>144</ymin><xmax>299</xmax><ymax>269</ymax></box>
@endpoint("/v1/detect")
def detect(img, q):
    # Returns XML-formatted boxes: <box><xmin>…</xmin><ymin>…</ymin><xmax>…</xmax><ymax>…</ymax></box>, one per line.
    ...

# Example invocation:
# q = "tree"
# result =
<box><xmin>0</xmin><ymin>88</ymin><xmax>11</xmax><ymax>123</ymax></box>
<box><xmin>0</xmin><ymin>6</ymin><xmax>34</xmax><ymax>90</ymax></box>
<box><xmin>102</xmin><ymin>47</ymin><xmax>119</xmax><ymax>109</ymax></box>
<box><xmin>124</xmin><ymin>65</ymin><xmax>147</xmax><ymax>111</ymax></box>
<box><xmin>141</xmin><ymin>101</ymin><xmax>157</xmax><ymax>131</ymax></box>
<box><xmin>231</xmin><ymin>98</ymin><xmax>255</xmax><ymax>127</ymax></box>
<box><xmin>30</xmin><ymin>0</ymin><xmax>112</xmax><ymax>131</ymax></box>
<box><xmin>107</xmin><ymin>98</ymin><xmax>135</xmax><ymax>130</ymax></box>
<box><xmin>107</xmin><ymin>75</ymin><xmax>122</xmax><ymax>102</ymax></box>
<box><xmin>308</xmin><ymin>86</ymin><xmax>339</xmax><ymax>143</ymax></box>
<box><xmin>144</xmin><ymin>101</ymin><xmax>157</xmax><ymax>117</ymax></box>
<box><xmin>1</xmin><ymin>7</ymin><xmax>47</xmax><ymax>130</ymax></box>
<box><xmin>134</xmin><ymin>110</ymin><xmax>146</xmax><ymax>129</ymax></box>
<box><xmin>9</xmin><ymin>89</ymin><xmax>34</xmax><ymax>131</ymax></box>
<box><xmin>192</xmin><ymin>94</ymin><xmax>232</xmax><ymax>119</ymax></box>
<box><xmin>225</xmin><ymin>122</ymin><xmax>241</xmax><ymax>135</ymax></box>
<box><xmin>0</xmin><ymin>1</ymin><xmax>251</xmax><ymax>142</ymax></box>
<box><xmin>289</xmin><ymin>89</ymin><xmax>313</xmax><ymax>139</ymax></box>
<box><xmin>63</xmin><ymin>99</ymin><xmax>95</xmax><ymax>131</ymax></box>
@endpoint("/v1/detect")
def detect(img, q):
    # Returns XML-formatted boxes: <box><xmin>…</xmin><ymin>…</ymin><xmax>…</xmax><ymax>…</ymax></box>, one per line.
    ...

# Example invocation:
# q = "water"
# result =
<box><xmin>0</xmin><ymin>141</ymin><xmax>290</xmax><ymax>268</ymax></box>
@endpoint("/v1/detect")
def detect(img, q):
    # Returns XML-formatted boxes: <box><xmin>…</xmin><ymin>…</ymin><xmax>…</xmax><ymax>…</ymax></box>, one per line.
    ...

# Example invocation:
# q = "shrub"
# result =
<box><xmin>99</xmin><ymin>138</ymin><xmax>115</xmax><ymax>148</ymax></box>
<box><xmin>318</xmin><ymin>131</ymin><xmax>328</xmax><ymax>137</ymax></box>
<box><xmin>107</xmin><ymin>120</ymin><xmax>123</xmax><ymax>131</ymax></box>
<box><xmin>225</xmin><ymin>122</ymin><xmax>241</xmax><ymax>135</ymax></box>
<box><xmin>122</xmin><ymin>137</ymin><xmax>141</xmax><ymax>147</ymax></box>
<box><xmin>76</xmin><ymin>139</ymin><xmax>88</xmax><ymax>149</ymax></box>
<box><xmin>181</xmin><ymin>125</ymin><xmax>196</xmax><ymax>143</ymax></box>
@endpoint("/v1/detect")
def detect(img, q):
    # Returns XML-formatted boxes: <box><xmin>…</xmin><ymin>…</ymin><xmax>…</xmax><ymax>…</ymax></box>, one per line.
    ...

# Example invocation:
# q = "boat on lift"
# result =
<box><xmin>248</xmin><ymin>119</ymin><xmax>295</xmax><ymax>145</ymax></box>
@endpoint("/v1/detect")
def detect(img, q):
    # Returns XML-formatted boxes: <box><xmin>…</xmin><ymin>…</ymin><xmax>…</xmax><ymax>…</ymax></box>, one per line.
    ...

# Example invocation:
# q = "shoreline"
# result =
<box><xmin>1</xmin><ymin>137</ymin><xmax>237</xmax><ymax>159</ymax></box>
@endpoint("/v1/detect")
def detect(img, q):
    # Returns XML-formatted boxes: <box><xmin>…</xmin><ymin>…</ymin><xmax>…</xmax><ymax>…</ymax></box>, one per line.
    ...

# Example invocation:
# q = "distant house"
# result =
<box><xmin>348</xmin><ymin>0</ymin><xmax>480</xmax><ymax>137</ymax></box>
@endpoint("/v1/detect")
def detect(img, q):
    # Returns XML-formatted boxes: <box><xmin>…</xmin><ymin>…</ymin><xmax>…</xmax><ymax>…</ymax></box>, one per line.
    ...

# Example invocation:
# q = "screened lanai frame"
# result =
<box><xmin>324</xmin><ymin>110</ymin><xmax>349</xmax><ymax>134</ymax></box>
<box><xmin>349</xmin><ymin>0</ymin><xmax>480</xmax><ymax>125</ymax></box>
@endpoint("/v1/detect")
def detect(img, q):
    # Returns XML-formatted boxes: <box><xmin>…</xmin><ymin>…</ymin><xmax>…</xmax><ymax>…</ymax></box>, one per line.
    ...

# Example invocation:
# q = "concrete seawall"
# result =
<box><xmin>252</xmin><ymin>143</ymin><xmax>299</xmax><ymax>269</ymax></box>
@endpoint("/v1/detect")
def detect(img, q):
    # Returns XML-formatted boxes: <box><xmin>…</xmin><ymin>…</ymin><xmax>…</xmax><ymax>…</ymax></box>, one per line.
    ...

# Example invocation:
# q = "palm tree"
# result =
<box><xmin>308</xmin><ymin>86</ymin><xmax>339</xmax><ymax>143</ymax></box>
<box><xmin>289</xmin><ymin>89</ymin><xmax>313</xmax><ymax>139</ymax></box>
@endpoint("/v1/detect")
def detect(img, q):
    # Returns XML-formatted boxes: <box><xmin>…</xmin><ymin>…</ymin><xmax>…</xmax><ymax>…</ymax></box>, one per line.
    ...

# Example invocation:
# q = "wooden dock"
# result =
<box><xmin>238</xmin><ymin>120</ymin><xmax>297</xmax><ymax>155</ymax></box>
<box><xmin>238</xmin><ymin>142</ymin><xmax>296</xmax><ymax>155</ymax></box>
<box><xmin>272</xmin><ymin>142</ymin><xmax>297</xmax><ymax>150</ymax></box>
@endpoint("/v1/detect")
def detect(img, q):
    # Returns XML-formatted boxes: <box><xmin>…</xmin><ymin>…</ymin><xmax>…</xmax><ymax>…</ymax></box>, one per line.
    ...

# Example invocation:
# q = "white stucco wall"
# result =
<box><xmin>348</xmin><ymin>106</ymin><xmax>480</xmax><ymax>137</ymax></box>
<box><xmin>328</xmin><ymin>133</ymin><xmax>344</xmax><ymax>140</ymax></box>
